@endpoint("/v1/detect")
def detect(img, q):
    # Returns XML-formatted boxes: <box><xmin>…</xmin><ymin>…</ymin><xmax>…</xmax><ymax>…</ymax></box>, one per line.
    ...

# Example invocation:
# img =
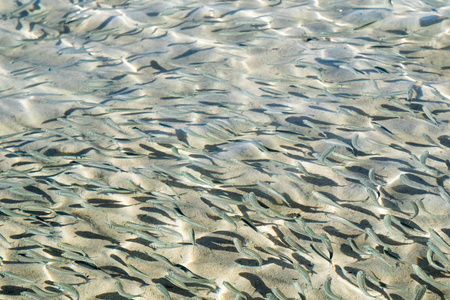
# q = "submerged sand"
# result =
<box><xmin>0</xmin><ymin>0</ymin><xmax>449</xmax><ymax>299</ymax></box>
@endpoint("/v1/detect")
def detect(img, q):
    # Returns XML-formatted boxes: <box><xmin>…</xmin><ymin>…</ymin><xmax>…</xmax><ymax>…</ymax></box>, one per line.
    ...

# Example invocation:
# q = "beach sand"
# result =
<box><xmin>0</xmin><ymin>0</ymin><xmax>449</xmax><ymax>299</ymax></box>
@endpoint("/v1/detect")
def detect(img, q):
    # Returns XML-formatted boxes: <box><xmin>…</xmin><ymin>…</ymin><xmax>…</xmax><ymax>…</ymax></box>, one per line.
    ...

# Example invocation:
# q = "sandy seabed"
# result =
<box><xmin>0</xmin><ymin>0</ymin><xmax>449</xmax><ymax>299</ymax></box>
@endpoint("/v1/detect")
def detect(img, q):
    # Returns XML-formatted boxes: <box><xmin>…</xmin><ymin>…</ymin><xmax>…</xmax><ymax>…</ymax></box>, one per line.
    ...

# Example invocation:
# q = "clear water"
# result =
<box><xmin>0</xmin><ymin>0</ymin><xmax>449</xmax><ymax>299</ymax></box>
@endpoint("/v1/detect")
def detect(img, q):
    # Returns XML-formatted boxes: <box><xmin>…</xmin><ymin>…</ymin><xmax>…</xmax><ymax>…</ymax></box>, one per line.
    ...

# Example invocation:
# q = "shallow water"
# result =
<box><xmin>0</xmin><ymin>0</ymin><xmax>449</xmax><ymax>299</ymax></box>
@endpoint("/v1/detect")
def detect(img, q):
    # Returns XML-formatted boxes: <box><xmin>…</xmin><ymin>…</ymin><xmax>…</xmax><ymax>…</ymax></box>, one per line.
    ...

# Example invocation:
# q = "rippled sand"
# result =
<box><xmin>0</xmin><ymin>0</ymin><xmax>449</xmax><ymax>299</ymax></box>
